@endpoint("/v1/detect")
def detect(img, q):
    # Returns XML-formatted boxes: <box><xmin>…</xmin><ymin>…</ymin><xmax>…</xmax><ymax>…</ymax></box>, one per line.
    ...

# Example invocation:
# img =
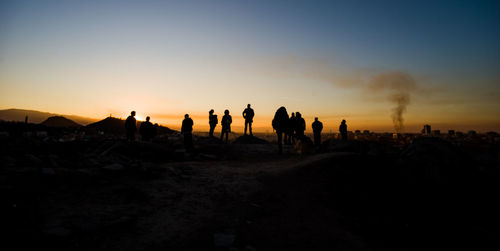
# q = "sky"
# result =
<box><xmin>1</xmin><ymin>0</ymin><xmax>499</xmax><ymax>132</ymax></box>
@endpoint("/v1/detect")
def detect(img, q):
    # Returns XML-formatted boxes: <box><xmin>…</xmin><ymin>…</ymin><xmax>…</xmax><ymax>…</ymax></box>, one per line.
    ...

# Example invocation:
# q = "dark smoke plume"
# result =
<box><xmin>260</xmin><ymin>58</ymin><xmax>419</xmax><ymax>132</ymax></box>
<box><xmin>368</xmin><ymin>72</ymin><xmax>416</xmax><ymax>132</ymax></box>
<box><xmin>389</xmin><ymin>93</ymin><xmax>410</xmax><ymax>132</ymax></box>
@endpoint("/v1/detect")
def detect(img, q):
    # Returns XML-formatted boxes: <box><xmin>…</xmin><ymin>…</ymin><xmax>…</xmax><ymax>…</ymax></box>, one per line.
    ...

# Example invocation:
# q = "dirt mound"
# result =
<box><xmin>232</xmin><ymin>135</ymin><xmax>269</xmax><ymax>144</ymax></box>
<box><xmin>195</xmin><ymin>136</ymin><xmax>223</xmax><ymax>145</ymax></box>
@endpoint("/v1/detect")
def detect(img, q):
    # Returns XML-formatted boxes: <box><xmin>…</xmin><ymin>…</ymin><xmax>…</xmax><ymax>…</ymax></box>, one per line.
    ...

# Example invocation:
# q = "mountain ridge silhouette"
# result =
<box><xmin>0</xmin><ymin>108</ymin><xmax>97</xmax><ymax>125</ymax></box>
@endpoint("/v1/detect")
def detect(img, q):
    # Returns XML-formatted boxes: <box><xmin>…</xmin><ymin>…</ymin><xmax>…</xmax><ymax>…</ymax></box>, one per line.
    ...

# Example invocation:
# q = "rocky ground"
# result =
<box><xmin>1</xmin><ymin>133</ymin><xmax>499</xmax><ymax>250</ymax></box>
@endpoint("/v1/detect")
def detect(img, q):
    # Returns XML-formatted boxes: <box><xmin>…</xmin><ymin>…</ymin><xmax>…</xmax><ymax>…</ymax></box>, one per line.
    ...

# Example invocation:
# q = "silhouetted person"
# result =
<box><xmin>140</xmin><ymin>116</ymin><xmax>155</xmax><ymax>141</ymax></box>
<box><xmin>182</xmin><ymin>114</ymin><xmax>194</xmax><ymax>150</ymax></box>
<box><xmin>208</xmin><ymin>109</ymin><xmax>218</xmax><ymax>137</ymax></box>
<box><xmin>220</xmin><ymin>110</ymin><xmax>232</xmax><ymax>143</ymax></box>
<box><xmin>295</xmin><ymin>112</ymin><xmax>306</xmax><ymax>139</ymax></box>
<box><xmin>242</xmin><ymin>104</ymin><xmax>255</xmax><ymax>136</ymax></box>
<box><xmin>285</xmin><ymin>112</ymin><xmax>296</xmax><ymax>145</ymax></box>
<box><xmin>312</xmin><ymin>117</ymin><xmax>323</xmax><ymax>147</ymax></box>
<box><xmin>339</xmin><ymin>119</ymin><xmax>348</xmax><ymax>141</ymax></box>
<box><xmin>125</xmin><ymin>111</ymin><xmax>137</xmax><ymax>141</ymax></box>
<box><xmin>272</xmin><ymin>106</ymin><xmax>289</xmax><ymax>154</ymax></box>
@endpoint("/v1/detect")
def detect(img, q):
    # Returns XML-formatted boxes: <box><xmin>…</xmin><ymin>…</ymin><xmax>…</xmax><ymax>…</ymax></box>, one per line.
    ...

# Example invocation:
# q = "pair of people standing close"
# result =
<box><xmin>208</xmin><ymin>109</ymin><xmax>232</xmax><ymax>143</ymax></box>
<box><xmin>125</xmin><ymin>111</ymin><xmax>157</xmax><ymax>141</ymax></box>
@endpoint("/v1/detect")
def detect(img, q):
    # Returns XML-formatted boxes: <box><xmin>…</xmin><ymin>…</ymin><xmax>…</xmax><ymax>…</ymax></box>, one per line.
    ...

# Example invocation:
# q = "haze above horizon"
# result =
<box><xmin>1</xmin><ymin>0</ymin><xmax>499</xmax><ymax>132</ymax></box>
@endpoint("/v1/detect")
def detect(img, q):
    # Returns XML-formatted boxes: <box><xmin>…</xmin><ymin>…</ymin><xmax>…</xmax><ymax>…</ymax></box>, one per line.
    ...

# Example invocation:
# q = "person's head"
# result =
<box><xmin>247</xmin><ymin>104</ymin><xmax>251</xmax><ymax>108</ymax></box>
<box><xmin>209</xmin><ymin>109</ymin><xmax>214</xmax><ymax>114</ymax></box>
<box><xmin>296</xmin><ymin>112</ymin><xmax>301</xmax><ymax>118</ymax></box>
<box><xmin>146</xmin><ymin>116</ymin><xmax>150</xmax><ymax>122</ymax></box>
<box><xmin>185</xmin><ymin>114</ymin><xmax>189</xmax><ymax>119</ymax></box>
<box><xmin>342</xmin><ymin>119</ymin><xmax>346</xmax><ymax>124</ymax></box>
<box><xmin>131</xmin><ymin>111</ymin><xmax>136</xmax><ymax>116</ymax></box>
<box><xmin>315</xmin><ymin>117</ymin><xmax>318</xmax><ymax>121</ymax></box>
<box><xmin>224</xmin><ymin>109</ymin><xmax>229</xmax><ymax>115</ymax></box>
<box><xmin>291</xmin><ymin>112</ymin><xmax>295</xmax><ymax>117</ymax></box>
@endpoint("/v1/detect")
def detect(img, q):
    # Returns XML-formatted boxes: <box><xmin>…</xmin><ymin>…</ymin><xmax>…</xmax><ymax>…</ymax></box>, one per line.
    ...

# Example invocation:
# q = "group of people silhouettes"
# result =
<box><xmin>125</xmin><ymin>104</ymin><xmax>348</xmax><ymax>153</ymax></box>
<box><xmin>272</xmin><ymin>106</ymin><xmax>347</xmax><ymax>153</ymax></box>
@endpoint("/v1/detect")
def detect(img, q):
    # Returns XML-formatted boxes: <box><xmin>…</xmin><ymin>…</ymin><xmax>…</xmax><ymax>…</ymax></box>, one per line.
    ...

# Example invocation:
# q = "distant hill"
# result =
<box><xmin>41</xmin><ymin>116</ymin><xmax>82</xmax><ymax>128</ymax></box>
<box><xmin>0</xmin><ymin>108</ymin><xmax>97</xmax><ymax>125</ymax></box>
<box><xmin>85</xmin><ymin>117</ymin><xmax>126</xmax><ymax>133</ymax></box>
<box><xmin>85</xmin><ymin>116</ymin><xmax>176</xmax><ymax>134</ymax></box>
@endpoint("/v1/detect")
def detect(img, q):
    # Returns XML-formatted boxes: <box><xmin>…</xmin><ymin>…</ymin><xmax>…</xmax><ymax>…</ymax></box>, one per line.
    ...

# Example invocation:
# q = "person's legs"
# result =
<box><xmin>209</xmin><ymin>125</ymin><xmax>214</xmax><ymax>137</ymax></box>
<box><xmin>249</xmin><ymin>122</ymin><xmax>252</xmax><ymax>136</ymax></box>
<box><xmin>184</xmin><ymin>133</ymin><xmax>189</xmax><ymax>148</ymax></box>
<box><xmin>296</xmin><ymin>131</ymin><xmax>304</xmax><ymax>140</ymax></box>
<box><xmin>127</xmin><ymin>131</ymin><xmax>135</xmax><ymax>141</ymax></box>
<box><xmin>188</xmin><ymin>133</ymin><xmax>193</xmax><ymax>149</ymax></box>
<box><xmin>244</xmin><ymin>122</ymin><xmax>248</xmax><ymax>135</ymax></box>
<box><xmin>277</xmin><ymin>131</ymin><xmax>283</xmax><ymax>154</ymax></box>
<box><xmin>314</xmin><ymin>133</ymin><xmax>321</xmax><ymax>146</ymax></box>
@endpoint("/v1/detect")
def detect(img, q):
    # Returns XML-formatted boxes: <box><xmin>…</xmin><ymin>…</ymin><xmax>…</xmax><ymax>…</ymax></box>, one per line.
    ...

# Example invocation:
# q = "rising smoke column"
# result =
<box><xmin>368</xmin><ymin>72</ymin><xmax>416</xmax><ymax>133</ymax></box>
<box><xmin>261</xmin><ymin>58</ymin><xmax>419</xmax><ymax>132</ymax></box>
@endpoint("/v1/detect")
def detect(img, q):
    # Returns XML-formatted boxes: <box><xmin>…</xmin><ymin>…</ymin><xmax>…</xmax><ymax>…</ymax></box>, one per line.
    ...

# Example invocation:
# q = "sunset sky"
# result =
<box><xmin>1</xmin><ymin>0</ymin><xmax>499</xmax><ymax>132</ymax></box>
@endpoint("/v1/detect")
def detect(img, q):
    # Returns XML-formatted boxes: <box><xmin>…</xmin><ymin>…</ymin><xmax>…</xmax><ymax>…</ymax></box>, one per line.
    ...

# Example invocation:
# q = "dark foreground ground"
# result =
<box><xmin>1</xmin><ymin>133</ymin><xmax>499</xmax><ymax>250</ymax></box>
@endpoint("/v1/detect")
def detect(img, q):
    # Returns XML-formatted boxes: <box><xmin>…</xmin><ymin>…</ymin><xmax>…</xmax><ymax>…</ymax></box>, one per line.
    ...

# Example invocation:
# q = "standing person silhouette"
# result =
<box><xmin>139</xmin><ymin>116</ymin><xmax>154</xmax><ymax>141</ymax></box>
<box><xmin>125</xmin><ymin>111</ymin><xmax>137</xmax><ymax>141</ymax></box>
<box><xmin>208</xmin><ymin>109</ymin><xmax>218</xmax><ymax>138</ymax></box>
<box><xmin>312</xmin><ymin>117</ymin><xmax>323</xmax><ymax>147</ymax></box>
<box><xmin>295</xmin><ymin>112</ymin><xmax>306</xmax><ymax>140</ymax></box>
<box><xmin>272</xmin><ymin>106</ymin><xmax>289</xmax><ymax>154</ymax></box>
<box><xmin>242</xmin><ymin>104</ymin><xmax>254</xmax><ymax>136</ymax></box>
<box><xmin>181</xmin><ymin>114</ymin><xmax>194</xmax><ymax>150</ymax></box>
<box><xmin>220</xmin><ymin>110</ymin><xmax>232</xmax><ymax>143</ymax></box>
<box><xmin>339</xmin><ymin>119</ymin><xmax>348</xmax><ymax>141</ymax></box>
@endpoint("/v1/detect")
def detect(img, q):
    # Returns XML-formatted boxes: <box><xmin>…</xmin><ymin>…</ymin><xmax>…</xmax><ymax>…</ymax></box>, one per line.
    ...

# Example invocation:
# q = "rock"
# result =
<box><xmin>197</xmin><ymin>153</ymin><xmax>218</xmax><ymax>160</ymax></box>
<box><xmin>41</xmin><ymin>167</ymin><xmax>56</xmax><ymax>175</ymax></box>
<box><xmin>165</xmin><ymin>166</ymin><xmax>180</xmax><ymax>176</ymax></box>
<box><xmin>43</xmin><ymin>224</ymin><xmax>72</xmax><ymax>237</ymax></box>
<box><xmin>244</xmin><ymin>246</ymin><xmax>257</xmax><ymax>251</ymax></box>
<box><xmin>0</xmin><ymin>155</ymin><xmax>16</xmax><ymax>167</ymax></box>
<box><xmin>24</xmin><ymin>154</ymin><xmax>43</xmax><ymax>166</ymax></box>
<box><xmin>102</xmin><ymin>163</ymin><xmax>124</xmax><ymax>171</ymax></box>
<box><xmin>48</xmin><ymin>154</ymin><xmax>60</xmax><ymax>167</ymax></box>
<box><xmin>141</xmin><ymin>162</ymin><xmax>158</xmax><ymax>170</ymax></box>
<box><xmin>175</xmin><ymin>148</ymin><xmax>186</xmax><ymax>153</ymax></box>
<box><xmin>214</xmin><ymin>233</ymin><xmax>235</xmax><ymax>247</ymax></box>
<box><xmin>0</xmin><ymin>131</ymin><xmax>9</xmax><ymax>139</ymax></box>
